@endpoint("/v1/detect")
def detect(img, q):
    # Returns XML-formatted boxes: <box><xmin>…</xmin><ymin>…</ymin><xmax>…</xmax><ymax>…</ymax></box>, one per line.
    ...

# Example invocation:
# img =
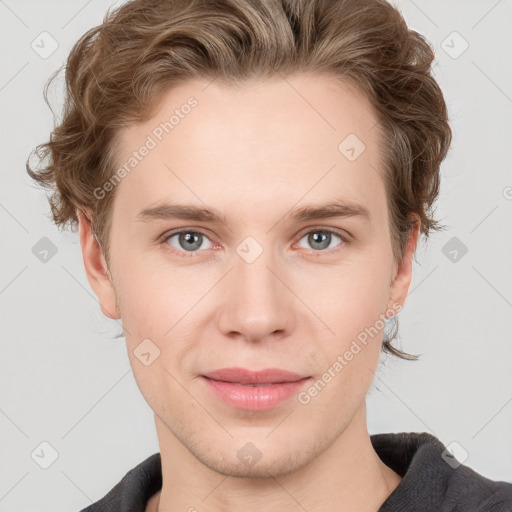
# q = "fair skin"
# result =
<box><xmin>78</xmin><ymin>73</ymin><xmax>420</xmax><ymax>512</ymax></box>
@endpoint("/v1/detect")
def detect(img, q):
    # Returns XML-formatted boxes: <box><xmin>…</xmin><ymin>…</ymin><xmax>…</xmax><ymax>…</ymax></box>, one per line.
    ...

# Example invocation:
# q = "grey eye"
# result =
<box><xmin>298</xmin><ymin>231</ymin><xmax>343</xmax><ymax>251</ymax></box>
<box><xmin>167</xmin><ymin>231</ymin><xmax>213</xmax><ymax>252</ymax></box>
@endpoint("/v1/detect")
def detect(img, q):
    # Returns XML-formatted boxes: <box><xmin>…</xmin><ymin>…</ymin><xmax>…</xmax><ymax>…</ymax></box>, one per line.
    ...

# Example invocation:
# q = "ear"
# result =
<box><xmin>77</xmin><ymin>208</ymin><xmax>121</xmax><ymax>320</ymax></box>
<box><xmin>386</xmin><ymin>218</ymin><xmax>421</xmax><ymax>317</ymax></box>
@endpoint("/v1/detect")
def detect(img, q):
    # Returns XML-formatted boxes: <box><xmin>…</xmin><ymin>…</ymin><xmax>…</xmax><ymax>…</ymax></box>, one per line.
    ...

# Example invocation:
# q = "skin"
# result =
<box><xmin>78</xmin><ymin>73</ymin><xmax>420</xmax><ymax>512</ymax></box>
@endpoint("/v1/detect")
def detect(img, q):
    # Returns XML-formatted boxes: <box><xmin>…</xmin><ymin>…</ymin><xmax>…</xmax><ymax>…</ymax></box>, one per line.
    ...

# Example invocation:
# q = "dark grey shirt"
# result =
<box><xmin>78</xmin><ymin>432</ymin><xmax>512</xmax><ymax>511</ymax></box>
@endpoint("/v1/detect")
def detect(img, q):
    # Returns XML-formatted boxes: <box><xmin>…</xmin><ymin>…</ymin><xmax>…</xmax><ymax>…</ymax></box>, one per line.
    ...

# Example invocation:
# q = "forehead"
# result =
<box><xmin>111</xmin><ymin>73</ymin><xmax>385</xmax><ymax>227</ymax></box>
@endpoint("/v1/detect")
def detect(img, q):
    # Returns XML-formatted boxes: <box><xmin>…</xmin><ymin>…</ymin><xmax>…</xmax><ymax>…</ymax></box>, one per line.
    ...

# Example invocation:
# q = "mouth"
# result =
<box><xmin>218</xmin><ymin>382</ymin><xmax>282</xmax><ymax>387</ymax></box>
<box><xmin>200</xmin><ymin>368</ymin><xmax>312</xmax><ymax>410</ymax></box>
<box><xmin>201</xmin><ymin>367</ymin><xmax>309</xmax><ymax>385</ymax></box>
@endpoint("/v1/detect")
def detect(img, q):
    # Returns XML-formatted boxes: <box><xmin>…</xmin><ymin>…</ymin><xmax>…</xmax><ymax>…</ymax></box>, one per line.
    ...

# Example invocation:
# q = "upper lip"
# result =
<box><xmin>202</xmin><ymin>367</ymin><xmax>309</xmax><ymax>384</ymax></box>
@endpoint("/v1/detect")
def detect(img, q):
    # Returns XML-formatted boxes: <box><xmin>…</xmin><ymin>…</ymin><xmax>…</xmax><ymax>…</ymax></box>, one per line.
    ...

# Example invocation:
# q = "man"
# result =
<box><xmin>26</xmin><ymin>0</ymin><xmax>512</xmax><ymax>510</ymax></box>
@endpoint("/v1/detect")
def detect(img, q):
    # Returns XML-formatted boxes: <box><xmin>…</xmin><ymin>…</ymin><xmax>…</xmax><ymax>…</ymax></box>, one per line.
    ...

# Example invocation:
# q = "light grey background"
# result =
<box><xmin>1</xmin><ymin>0</ymin><xmax>511</xmax><ymax>511</ymax></box>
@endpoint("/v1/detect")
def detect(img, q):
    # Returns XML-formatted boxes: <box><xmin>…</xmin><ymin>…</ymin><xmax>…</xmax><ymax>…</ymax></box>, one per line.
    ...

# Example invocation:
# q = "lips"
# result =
<box><xmin>200</xmin><ymin>368</ymin><xmax>312</xmax><ymax>410</ymax></box>
<box><xmin>202</xmin><ymin>367</ymin><xmax>308</xmax><ymax>385</ymax></box>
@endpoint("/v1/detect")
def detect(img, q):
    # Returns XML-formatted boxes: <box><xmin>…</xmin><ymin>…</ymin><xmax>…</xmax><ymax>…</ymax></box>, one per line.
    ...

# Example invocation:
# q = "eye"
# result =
<box><xmin>296</xmin><ymin>229</ymin><xmax>347</xmax><ymax>252</ymax></box>
<box><xmin>160</xmin><ymin>227</ymin><xmax>348</xmax><ymax>258</ymax></box>
<box><xmin>162</xmin><ymin>230</ymin><xmax>214</xmax><ymax>256</ymax></box>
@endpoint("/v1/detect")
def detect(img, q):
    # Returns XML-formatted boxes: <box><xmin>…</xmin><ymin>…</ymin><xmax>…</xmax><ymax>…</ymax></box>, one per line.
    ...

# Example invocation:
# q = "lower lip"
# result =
<box><xmin>202</xmin><ymin>376</ymin><xmax>312</xmax><ymax>411</ymax></box>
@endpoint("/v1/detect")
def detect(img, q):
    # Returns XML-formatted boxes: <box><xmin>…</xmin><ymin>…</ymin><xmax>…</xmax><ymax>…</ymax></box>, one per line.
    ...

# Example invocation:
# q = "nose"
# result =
<box><xmin>215</xmin><ymin>244</ymin><xmax>295</xmax><ymax>344</ymax></box>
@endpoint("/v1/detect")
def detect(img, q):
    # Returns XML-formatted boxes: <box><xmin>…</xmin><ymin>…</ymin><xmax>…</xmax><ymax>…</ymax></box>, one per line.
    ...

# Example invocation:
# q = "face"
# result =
<box><xmin>80</xmin><ymin>73</ymin><xmax>418</xmax><ymax>478</ymax></box>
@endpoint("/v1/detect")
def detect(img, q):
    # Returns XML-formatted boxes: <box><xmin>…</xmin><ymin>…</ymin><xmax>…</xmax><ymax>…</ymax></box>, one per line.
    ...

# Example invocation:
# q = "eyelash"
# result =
<box><xmin>159</xmin><ymin>227</ymin><xmax>350</xmax><ymax>258</ymax></box>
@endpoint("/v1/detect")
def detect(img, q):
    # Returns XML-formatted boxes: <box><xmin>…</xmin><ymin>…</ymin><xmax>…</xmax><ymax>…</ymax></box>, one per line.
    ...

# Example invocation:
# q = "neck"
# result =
<box><xmin>149</xmin><ymin>405</ymin><xmax>402</xmax><ymax>512</ymax></box>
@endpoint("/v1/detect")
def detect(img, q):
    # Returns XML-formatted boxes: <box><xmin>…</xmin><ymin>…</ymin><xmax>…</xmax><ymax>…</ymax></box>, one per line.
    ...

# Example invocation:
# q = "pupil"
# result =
<box><xmin>310</xmin><ymin>231</ymin><xmax>329</xmax><ymax>250</ymax></box>
<box><xmin>182</xmin><ymin>232</ymin><xmax>201</xmax><ymax>250</ymax></box>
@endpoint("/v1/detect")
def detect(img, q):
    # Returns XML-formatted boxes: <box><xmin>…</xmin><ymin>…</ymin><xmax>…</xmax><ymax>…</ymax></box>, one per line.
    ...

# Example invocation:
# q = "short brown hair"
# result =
<box><xmin>26</xmin><ymin>0</ymin><xmax>452</xmax><ymax>360</ymax></box>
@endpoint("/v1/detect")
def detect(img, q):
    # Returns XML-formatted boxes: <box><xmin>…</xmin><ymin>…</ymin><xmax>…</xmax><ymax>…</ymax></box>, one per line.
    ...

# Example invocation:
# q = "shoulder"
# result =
<box><xmin>77</xmin><ymin>453</ymin><xmax>162</xmax><ymax>512</ymax></box>
<box><xmin>446</xmin><ymin>462</ymin><xmax>512</xmax><ymax>511</ymax></box>
<box><xmin>372</xmin><ymin>431</ymin><xmax>512</xmax><ymax>511</ymax></box>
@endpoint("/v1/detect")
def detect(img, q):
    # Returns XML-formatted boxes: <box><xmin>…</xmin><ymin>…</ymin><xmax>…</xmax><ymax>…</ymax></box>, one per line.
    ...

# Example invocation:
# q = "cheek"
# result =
<box><xmin>112</xmin><ymin>253</ymin><xmax>180</xmax><ymax>332</ymax></box>
<box><xmin>112</xmin><ymin>260</ymin><xmax>199</xmax><ymax>373</ymax></box>
<box><xmin>302</xmin><ymin>302</ymin><xmax>384</xmax><ymax>415</ymax></box>
<box><xmin>304</xmin><ymin>258</ymin><xmax>391</xmax><ymax>380</ymax></box>
<box><xmin>116</xmin><ymin>272</ymin><xmax>187</xmax><ymax>412</ymax></box>
<box><xmin>310</xmin><ymin>258</ymin><xmax>391</xmax><ymax>329</ymax></box>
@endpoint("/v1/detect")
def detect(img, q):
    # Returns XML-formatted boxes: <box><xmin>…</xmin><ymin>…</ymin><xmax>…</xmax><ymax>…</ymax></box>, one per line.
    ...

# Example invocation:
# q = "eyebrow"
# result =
<box><xmin>135</xmin><ymin>198</ymin><xmax>371</xmax><ymax>225</ymax></box>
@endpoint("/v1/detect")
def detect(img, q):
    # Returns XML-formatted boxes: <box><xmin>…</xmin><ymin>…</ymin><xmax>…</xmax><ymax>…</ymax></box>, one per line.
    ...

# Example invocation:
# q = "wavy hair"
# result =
<box><xmin>26</xmin><ymin>0</ymin><xmax>452</xmax><ymax>360</ymax></box>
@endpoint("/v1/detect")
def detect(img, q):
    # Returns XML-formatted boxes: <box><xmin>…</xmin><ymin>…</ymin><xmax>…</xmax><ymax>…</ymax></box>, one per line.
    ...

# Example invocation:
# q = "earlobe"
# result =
<box><xmin>386</xmin><ymin>219</ymin><xmax>421</xmax><ymax>317</ymax></box>
<box><xmin>77</xmin><ymin>208</ymin><xmax>121</xmax><ymax>320</ymax></box>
